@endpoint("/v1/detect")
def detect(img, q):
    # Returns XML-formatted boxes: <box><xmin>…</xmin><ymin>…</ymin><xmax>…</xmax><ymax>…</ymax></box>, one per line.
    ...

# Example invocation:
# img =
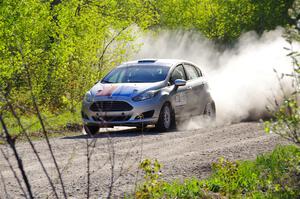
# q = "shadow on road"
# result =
<box><xmin>61</xmin><ymin>126</ymin><xmax>171</xmax><ymax>140</ymax></box>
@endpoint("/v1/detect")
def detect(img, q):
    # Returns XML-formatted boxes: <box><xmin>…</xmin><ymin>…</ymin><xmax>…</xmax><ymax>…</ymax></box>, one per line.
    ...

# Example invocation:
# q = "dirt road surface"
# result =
<box><xmin>0</xmin><ymin>122</ymin><xmax>288</xmax><ymax>198</ymax></box>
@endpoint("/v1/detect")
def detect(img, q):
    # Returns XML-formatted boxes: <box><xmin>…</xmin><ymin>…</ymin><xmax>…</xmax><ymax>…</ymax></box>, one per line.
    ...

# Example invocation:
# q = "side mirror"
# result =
<box><xmin>174</xmin><ymin>79</ymin><xmax>186</xmax><ymax>87</ymax></box>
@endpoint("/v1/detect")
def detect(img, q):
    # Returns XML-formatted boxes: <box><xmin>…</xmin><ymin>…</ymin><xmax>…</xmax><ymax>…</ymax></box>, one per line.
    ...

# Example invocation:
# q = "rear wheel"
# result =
<box><xmin>204</xmin><ymin>101</ymin><xmax>216</xmax><ymax>119</ymax></box>
<box><xmin>83</xmin><ymin>125</ymin><xmax>100</xmax><ymax>135</ymax></box>
<box><xmin>156</xmin><ymin>103</ymin><xmax>175</xmax><ymax>132</ymax></box>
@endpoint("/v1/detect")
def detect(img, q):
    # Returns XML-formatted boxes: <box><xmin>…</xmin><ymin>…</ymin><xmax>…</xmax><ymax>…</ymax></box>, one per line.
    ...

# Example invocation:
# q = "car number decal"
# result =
<box><xmin>174</xmin><ymin>92</ymin><xmax>187</xmax><ymax>106</ymax></box>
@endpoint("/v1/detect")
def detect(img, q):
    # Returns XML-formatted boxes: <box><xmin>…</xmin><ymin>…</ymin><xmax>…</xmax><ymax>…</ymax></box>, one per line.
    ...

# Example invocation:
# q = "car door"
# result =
<box><xmin>169</xmin><ymin>64</ymin><xmax>192</xmax><ymax>117</ymax></box>
<box><xmin>183</xmin><ymin>64</ymin><xmax>207</xmax><ymax>115</ymax></box>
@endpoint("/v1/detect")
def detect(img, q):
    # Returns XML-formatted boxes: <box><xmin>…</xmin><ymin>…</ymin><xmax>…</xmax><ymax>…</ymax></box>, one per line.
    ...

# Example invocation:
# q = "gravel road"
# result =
<box><xmin>0</xmin><ymin>122</ymin><xmax>288</xmax><ymax>198</ymax></box>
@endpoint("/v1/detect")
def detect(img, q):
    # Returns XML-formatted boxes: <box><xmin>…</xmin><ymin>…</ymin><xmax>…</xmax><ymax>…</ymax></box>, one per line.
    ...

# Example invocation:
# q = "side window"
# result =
<box><xmin>184</xmin><ymin>64</ymin><xmax>199</xmax><ymax>80</ymax></box>
<box><xmin>170</xmin><ymin>65</ymin><xmax>186</xmax><ymax>85</ymax></box>
<box><xmin>196</xmin><ymin>67</ymin><xmax>202</xmax><ymax>77</ymax></box>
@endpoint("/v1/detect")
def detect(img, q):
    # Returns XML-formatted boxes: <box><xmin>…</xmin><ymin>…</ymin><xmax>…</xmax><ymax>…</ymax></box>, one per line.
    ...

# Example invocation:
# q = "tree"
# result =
<box><xmin>154</xmin><ymin>0</ymin><xmax>294</xmax><ymax>43</ymax></box>
<box><xmin>0</xmin><ymin>0</ymin><xmax>158</xmax><ymax>112</ymax></box>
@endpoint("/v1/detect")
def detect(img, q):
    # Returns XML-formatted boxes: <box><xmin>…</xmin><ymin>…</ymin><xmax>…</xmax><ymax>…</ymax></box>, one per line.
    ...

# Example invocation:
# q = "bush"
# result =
<box><xmin>134</xmin><ymin>146</ymin><xmax>300</xmax><ymax>199</ymax></box>
<box><xmin>203</xmin><ymin>146</ymin><xmax>300</xmax><ymax>198</ymax></box>
<box><xmin>134</xmin><ymin>159</ymin><xmax>211</xmax><ymax>199</ymax></box>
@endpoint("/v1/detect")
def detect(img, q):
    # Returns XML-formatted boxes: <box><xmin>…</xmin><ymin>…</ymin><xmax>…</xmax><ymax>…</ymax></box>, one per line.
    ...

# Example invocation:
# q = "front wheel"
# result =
<box><xmin>156</xmin><ymin>103</ymin><xmax>175</xmax><ymax>132</ymax></box>
<box><xmin>83</xmin><ymin>125</ymin><xmax>100</xmax><ymax>135</ymax></box>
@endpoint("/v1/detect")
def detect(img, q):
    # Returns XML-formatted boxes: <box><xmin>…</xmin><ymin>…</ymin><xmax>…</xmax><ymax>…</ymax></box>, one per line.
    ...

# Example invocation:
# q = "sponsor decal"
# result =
<box><xmin>96</xmin><ymin>85</ymin><xmax>118</xmax><ymax>96</ymax></box>
<box><xmin>95</xmin><ymin>85</ymin><xmax>141</xmax><ymax>97</ymax></box>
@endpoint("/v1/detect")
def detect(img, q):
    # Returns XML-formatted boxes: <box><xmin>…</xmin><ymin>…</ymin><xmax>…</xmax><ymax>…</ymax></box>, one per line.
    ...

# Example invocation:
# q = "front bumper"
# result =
<box><xmin>81</xmin><ymin>96</ymin><xmax>163</xmax><ymax>127</ymax></box>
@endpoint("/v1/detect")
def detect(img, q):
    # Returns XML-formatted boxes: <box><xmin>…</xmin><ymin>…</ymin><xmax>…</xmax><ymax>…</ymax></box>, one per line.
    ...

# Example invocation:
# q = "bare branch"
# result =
<box><xmin>4</xmin><ymin>95</ymin><xmax>59</xmax><ymax>198</ymax></box>
<box><xmin>0</xmin><ymin>155</ymin><xmax>12</xmax><ymax>199</ymax></box>
<box><xmin>0</xmin><ymin>148</ymin><xmax>27</xmax><ymax>198</ymax></box>
<box><xmin>86</xmin><ymin>138</ymin><xmax>91</xmax><ymax>199</ymax></box>
<box><xmin>0</xmin><ymin>115</ymin><xmax>33</xmax><ymax>198</ymax></box>
<box><xmin>97</xmin><ymin>26</ymin><xmax>129</xmax><ymax>77</ymax></box>
<box><xmin>106</xmin><ymin>135</ymin><xmax>116</xmax><ymax>199</ymax></box>
<box><xmin>19</xmin><ymin>47</ymin><xmax>67</xmax><ymax>198</ymax></box>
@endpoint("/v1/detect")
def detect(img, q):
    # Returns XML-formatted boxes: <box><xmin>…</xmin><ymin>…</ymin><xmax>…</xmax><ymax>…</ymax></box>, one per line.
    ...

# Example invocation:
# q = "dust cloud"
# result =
<box><xmin>135</xmin><ymin>28</ymin><xmax>296</xmax><ymax>127</ymax></box>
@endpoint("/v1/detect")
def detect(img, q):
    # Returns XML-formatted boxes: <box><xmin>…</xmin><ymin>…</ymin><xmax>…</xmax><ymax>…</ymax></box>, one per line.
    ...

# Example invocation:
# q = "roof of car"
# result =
<box><xmin>120</xmin><ymin>59</ymin><xmax>195</xmax><ymax>68</ymax></box>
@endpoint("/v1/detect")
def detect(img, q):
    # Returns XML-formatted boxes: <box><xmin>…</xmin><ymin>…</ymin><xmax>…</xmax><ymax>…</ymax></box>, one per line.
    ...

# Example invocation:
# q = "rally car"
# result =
<box><xmin>82</xmin><ymin>59</ymin><xmax>215</xmax><ymax>134</ymax></box>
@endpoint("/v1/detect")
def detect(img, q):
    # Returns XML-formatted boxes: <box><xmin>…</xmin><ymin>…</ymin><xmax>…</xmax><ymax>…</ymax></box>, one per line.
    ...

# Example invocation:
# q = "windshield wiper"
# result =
<box><xmin>127</xmin><ymin>80</ymin><xmax>145</xmax><ymax>83</ymax></box>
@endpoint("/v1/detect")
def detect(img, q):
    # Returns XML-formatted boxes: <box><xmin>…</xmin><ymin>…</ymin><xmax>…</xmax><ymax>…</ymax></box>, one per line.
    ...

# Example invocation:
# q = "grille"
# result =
<box><xmin>92</xmin><ymin>116</ymin><xmax>131</xmax><ymax>122</ymax></box>
<box><xmin>90</xmin><ymin>101</ymin><xmax>133</xmax><ymax>112</ymax></box>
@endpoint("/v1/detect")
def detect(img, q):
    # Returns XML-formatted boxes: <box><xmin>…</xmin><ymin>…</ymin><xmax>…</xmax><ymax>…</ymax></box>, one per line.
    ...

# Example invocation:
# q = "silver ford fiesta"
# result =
<box><xmin>81</xmin><ymin>59</ymin><xmax>216</xmax><ymax>134</ymax></box>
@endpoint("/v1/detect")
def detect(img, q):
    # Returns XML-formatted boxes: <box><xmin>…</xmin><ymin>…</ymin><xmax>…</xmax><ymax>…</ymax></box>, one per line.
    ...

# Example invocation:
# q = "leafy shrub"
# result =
<box><xmin>134</xmin><ymin>159</ymin><xmax>211</xmax><ymax>199</ymax></box>
<box><xmin>204</xmin><ymin>146</ymin><xmax>300</xmax><ymax>198</ymax></box>
<box><xmin>264</xmin><ymin>97</ymin><xmax>300</xmax><ymax>146</ymax></box>
<box><xmin>135</xmin><ymin>159</ymin><xmax>164</xmax><ymax>199</ymax></box>
<box><xmin>134</xmin><ymin>146</ymin><xmax>300</xmax><ymax>199</ymax></box>
<box><xmin>204</xmin><ymin>158</ymin><xmax>258</xmax><ymax>195</ymax></box>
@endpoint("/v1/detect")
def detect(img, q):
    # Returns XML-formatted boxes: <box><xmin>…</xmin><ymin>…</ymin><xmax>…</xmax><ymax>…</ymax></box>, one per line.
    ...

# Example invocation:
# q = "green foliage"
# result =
<box><xmin>264</xmin><ymin>97</ymin><xmax>300</xmax><ymax>145</ymax></box>
<box><xmin>134</xmin><ymin>146</ymin><xmax>300</xmax><ymax>199</ymax></box>
<box><xmin>135</xmin><ymin>159</ymin><xmax>164</xmax><ymax>198</ymax></box>
<box><xmin>186</xmin><ymin>147</ymin><xmax>297</xmax><ymax>197</ymax></box>
<box><xmin>285</xmin><ymin>0</ymin><xmax>300</xmax><ymax>42</ymax></box>
<box><xmin>204</xmin><ymin>146</ymin><xmax>300</xmax><ymax>198</ymax></box>
<box><xmin>135</xmin><ymin>159</ymin><xmax>210</xmax><ymax>198</ymax></box>
<box><xmin>155</xmin><ymin>0</ymin><xmax>294</xmax><ymax>43</ymax></box>
<box><xmin>0</xmin><ymin>0</ymin><xmax>158</xmax><ymax>137</ymax></box>
<box><xmin>204</xmin><ymin>158</ymin><xmax>258</xmax><ymax>195</ymax></box>
<box><xmin>156</xmin><ymin>179</ymin><xmax>209</xmax><ymax>199</ymax></box>
<box><xmin>0</xmin><ymin>0</ymin><xmax>158</xmax><ymax>114</ymax></box>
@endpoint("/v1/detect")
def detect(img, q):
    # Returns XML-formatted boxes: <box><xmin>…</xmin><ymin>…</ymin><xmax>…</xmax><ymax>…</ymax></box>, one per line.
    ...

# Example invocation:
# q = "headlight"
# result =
<box><xmin>84</xmin><ymin>91</ymin><xmax>93</xmax><ymax>102</ymax></box>
<box><xmin>132</xmin><ymin>90</ymin><xmax>158</xmax><ymax>102</ymax></box>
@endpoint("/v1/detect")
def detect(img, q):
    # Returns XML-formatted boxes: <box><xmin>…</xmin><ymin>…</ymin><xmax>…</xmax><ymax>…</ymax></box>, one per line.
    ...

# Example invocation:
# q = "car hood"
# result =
<box><xmin>90</xmin><ymin>82</ymin><xmax>165</xmax><ymax>98</ymax></box>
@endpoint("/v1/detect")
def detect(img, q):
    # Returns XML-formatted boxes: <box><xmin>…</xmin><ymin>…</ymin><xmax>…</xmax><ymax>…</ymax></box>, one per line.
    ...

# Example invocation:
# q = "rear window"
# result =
<box><xmin>102</xmin><ymin>65</ymin><xmax>170</xmax><ymax>83</ymax></box>
<box><xmin>195</xmin><ymin>67</ymin><xmax>202</xmax><ymax>77</ymax></box>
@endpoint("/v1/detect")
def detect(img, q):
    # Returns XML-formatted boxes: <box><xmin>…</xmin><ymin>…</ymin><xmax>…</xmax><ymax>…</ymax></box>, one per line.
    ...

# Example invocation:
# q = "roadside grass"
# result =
<box><xmin>134</xmin><ymin>145</ymin><xmax>300</xmax><ymax>199</ymax></box>
<box><xmin>1</xmin><ymin>108</ymin><xmax>82</xmax><ymax>141</ymax></box>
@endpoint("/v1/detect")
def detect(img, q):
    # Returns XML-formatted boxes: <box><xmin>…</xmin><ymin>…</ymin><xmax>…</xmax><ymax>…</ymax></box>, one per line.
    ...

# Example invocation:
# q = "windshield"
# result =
<box><xmin>102</xmin><ymin>65</ymin><xmax>170</xmax><ymax>83</ymax></box>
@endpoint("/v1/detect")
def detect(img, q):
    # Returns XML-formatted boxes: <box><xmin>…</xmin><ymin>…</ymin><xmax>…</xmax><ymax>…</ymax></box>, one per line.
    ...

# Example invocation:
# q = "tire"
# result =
<box><xmin>156</xmin><ymin>103</ymin><xmax>175</xmax><ymax>132</ymax></box>
<box><xmin>83</xmin><ymin>125</ymin><xmax>99</xmax><ymax>135</ymax></box>
<box><xmin>204</xmin><ymin>101</ymin><xmax>216</xmax><ymax>120</ymax></box>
